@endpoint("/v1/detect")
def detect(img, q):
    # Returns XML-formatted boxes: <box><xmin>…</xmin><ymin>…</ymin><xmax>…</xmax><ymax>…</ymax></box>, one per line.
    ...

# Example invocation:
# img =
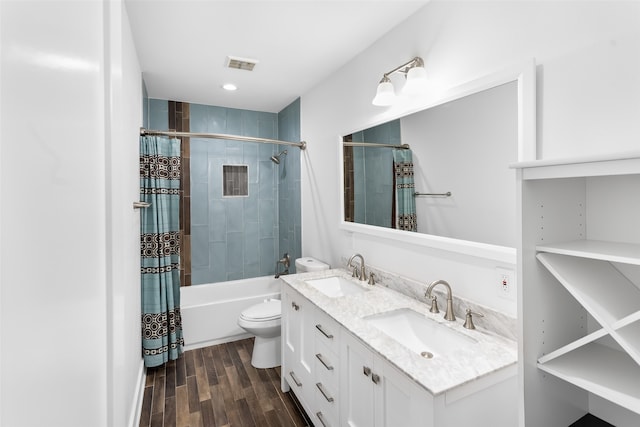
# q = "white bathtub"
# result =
<box><xmin>180</xmin><ymin>275</ymin><xmax>282</xmax><ymax>350</ymax></box>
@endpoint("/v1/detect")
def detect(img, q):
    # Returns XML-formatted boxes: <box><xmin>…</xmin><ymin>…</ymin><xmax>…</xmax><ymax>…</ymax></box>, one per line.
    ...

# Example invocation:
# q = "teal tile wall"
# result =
<box><xmin>189</xmin><ymin>104</ymin><xmax>279</xmax><ymax>284</ymax></box>
<box><xmin>142</xmin><ymin>81</ymin><xmax>148</xmax><ymax>129</ymax></box>
<box><xmin>277</xmin><ymin>98</ymin><xmax>302</xmax><ymax>273</ymax></box>
<box><xmin>148</xmin><ymin>98</ymin><xmax>168</xmax><ymax>130</ymax></box>
<box><xmin>148</xmin><ymin>98</ymin><xmax>301</xmax><ymax>284</ymax></box>
<box><xmin>352</xmin><ymin>119</ymin><xmax>400</xmax><ymax>228</ymax></box>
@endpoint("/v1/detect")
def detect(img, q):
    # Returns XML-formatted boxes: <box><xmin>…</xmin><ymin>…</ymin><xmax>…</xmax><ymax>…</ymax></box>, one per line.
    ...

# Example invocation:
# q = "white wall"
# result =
<box><xmin>300</xmin><ymin>1</ymin><xmax>640</xmax><ymax>317</ymax></box>
<box><xmin>106</xmin><ymin>2</ymin><xmax>145</xmax><ymax>427</ymax></box>
<box><xmin>0</xmin><ymin>1</ymin><xmax>143</xmax><ymax>426</ymax></box>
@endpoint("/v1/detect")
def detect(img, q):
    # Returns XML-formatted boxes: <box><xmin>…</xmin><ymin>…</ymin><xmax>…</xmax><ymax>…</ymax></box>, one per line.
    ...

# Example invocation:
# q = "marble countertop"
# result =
<box><xmin>280</xmin><ymin>268</ymin><xmax>517</xmax><ymax>396</ymax></box>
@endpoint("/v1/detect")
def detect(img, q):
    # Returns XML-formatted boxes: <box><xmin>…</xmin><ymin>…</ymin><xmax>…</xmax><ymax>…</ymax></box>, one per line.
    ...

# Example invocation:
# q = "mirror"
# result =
<box><xmin>339</xmin><ymin>62</ymin><xmax>536</xmax><ymax>262</ymax></box>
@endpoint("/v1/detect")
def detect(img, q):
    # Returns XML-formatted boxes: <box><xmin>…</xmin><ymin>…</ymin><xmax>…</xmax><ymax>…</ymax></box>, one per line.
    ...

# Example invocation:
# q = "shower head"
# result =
<box><xmin>270</xmin><ymin>150</ymin><xmax>287</xmax><ymax>164</ymax></box>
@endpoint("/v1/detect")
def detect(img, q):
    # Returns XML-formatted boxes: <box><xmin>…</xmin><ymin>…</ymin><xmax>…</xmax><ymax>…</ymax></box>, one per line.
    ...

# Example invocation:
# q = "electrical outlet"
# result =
<box><xmin>496</xmin><ymin>267</ymin><xmax>515</xmax><ymax>300</ymax></box>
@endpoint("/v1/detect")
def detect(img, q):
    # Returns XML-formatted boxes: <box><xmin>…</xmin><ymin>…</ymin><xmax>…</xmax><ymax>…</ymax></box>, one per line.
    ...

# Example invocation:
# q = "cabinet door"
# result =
<box><xmin>282</xmin><ymin>287</ymin><xmax>314</xmax><ymax>408</ymax></box>
<box><xmin>340</xmin><ymin>331</ymin><xmax>375</xmax><ymax>427</ymax></box>
<box><xmin>374</xmin><ymin>356</ymin><xmax>433</xmax><ymax>427</ymax></box>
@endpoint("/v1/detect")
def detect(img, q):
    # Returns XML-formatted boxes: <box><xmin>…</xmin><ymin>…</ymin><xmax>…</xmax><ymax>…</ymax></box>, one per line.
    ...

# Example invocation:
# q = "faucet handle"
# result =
<box><xmin>463</xmin><ymin>308</ymin><xmax>484</xmax><ymax>330</ymax></box>
<box><xmin>368</xmin><ymin>272</ymin><xmax>376</xmax><ymax>285</ymax></box>
<box><xmin>428</xmin><ymin>295</ymin><xmax>440</xmax><ymax>314</ymax></box>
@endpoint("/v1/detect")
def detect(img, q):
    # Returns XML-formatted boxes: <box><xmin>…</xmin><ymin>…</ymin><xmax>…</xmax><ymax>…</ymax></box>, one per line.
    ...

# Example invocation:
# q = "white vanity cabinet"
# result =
<box><xmin>517</xmin><ymin>155</ymin><xmax>640</xmax><ymax>426</ymax></box>
<box><xmin>340</xmin><ymin>330</ymin><xmax>431</xmax><ymax>427</ymax></box>
<box><xmin>282</xmin><ymin>284</ymin><xmax>342</xmax><ymax>427</ymax></box>
<box><xmin>282</xmin><ymin>279</ymin><xmax>518</xmax><ymax>427</ymax></box>
<box><xmin>282</xmin><ymin>285</ymin><xmax>316</xmax><ymax>411</ymax></box>
<box><xmin>283</xmin><ymin>282</ymin><xmax>428</xmax><ymax>427</ymax></box>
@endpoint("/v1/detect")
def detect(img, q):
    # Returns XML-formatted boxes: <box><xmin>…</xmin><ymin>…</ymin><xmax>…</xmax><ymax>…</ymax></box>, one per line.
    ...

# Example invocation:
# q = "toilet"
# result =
<box><xmin>238</xmin><ymin>257</ymin><xmax>330</xmax><ymax>369</ymax></box>
<box><xmin>238</xmin><ymin>299</ymin><xmax>282</xmax><ymax>369</ymax></box>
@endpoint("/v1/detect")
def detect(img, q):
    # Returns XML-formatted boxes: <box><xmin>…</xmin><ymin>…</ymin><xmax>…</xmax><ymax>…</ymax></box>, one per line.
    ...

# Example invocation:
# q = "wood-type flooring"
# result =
<box><xmin>139</xmin><ymin>338</ymin><xmax>309</xmax><ymax>427</ymax></box>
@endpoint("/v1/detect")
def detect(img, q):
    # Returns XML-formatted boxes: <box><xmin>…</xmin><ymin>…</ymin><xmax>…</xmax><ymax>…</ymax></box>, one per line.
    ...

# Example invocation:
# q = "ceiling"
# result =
<box><xmin>125</xmin><ymin>1</ymin><xmax>428</xmax><ymax>113</ymax></box>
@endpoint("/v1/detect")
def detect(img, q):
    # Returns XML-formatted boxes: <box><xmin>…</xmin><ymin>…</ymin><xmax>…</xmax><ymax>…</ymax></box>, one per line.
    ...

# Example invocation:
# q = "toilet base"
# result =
<box><xmin>251</xmin><ymin>335</ymin><xmax>281</xmax><ymax>369</ymax></box>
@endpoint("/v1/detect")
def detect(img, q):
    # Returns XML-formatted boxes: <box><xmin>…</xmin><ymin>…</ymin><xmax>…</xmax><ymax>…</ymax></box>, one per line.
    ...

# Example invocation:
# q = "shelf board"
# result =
<box><xmin>538</xmin><ymin>329</ymin><xmax>608</xmax><ymax>365</ymax></box>
<box><xmin>538</xmin><ymin>343</ymin><xmax>640</xmax><ymax>415</ymax></box>
<box><xmin>536</xmin><ymin>252</ymin><xmax>640</xmax><ymax>326</ymax></box>
<box><xmin>513</xmin><ymin>154</ymin><xmax>640</xmax><ymax>180</ymax></box>
<box><xmin>612</xmin><ymin>321</ymin><xmax>640</xmax><ymax>365</ymax></box>
<box><xmin>537</xmin><ymin>240</ymin><xmax>640</xmax><ymax>265</ymax></box>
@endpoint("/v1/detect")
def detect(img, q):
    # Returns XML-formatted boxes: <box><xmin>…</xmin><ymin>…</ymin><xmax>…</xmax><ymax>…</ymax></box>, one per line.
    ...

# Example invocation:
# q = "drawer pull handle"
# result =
<box><xmin>291</xmin><ymin>302</ymin><xmax>300</xmax><ymax>311</ymax></box>
<box><xmin>315</xmin><ymin>353</ymin><xmax>334</xmax><ymax>371</ymax></box>
<box><xmin>371</xmin><ymin>373</ymin><xmax>381</xmax><ymax>385</ymax></box>
<box><xmin>315</xmin><ymin>324</ymin><xmax>334</xmax><ymax>339</ymax></box>
<box><xmin>363</xmin><ymin>366</ymin><xmax>371</xmax><ymax>377</ymax></box>
<box><xmin>316</xmin><ymin>382</ymin><xmax>335</xmax><ymax>403</ymax></box>
<box><xmin>289</xmin><ymin>371</ymin><xmax>302</xmax><ymax>387</ymax></box>
<box><xmin>316</xmin><ymin>411</ymin><xmax>330</xmax><ymax>427</ymax></box>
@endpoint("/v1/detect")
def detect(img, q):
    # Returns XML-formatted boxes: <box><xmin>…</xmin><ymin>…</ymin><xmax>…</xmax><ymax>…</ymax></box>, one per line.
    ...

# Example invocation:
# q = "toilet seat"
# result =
<box><xmin>240</xmin><ymin>299</ymin><xmax>281</xmax><ymax>322</ymax></box>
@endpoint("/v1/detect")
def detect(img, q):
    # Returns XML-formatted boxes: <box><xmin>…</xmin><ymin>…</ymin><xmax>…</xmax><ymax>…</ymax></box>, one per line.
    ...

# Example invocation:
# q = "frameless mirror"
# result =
<box><xmin>339</xmin><ymin>62</ymin><xmax>536</xmax><ymax>262</ymax></box>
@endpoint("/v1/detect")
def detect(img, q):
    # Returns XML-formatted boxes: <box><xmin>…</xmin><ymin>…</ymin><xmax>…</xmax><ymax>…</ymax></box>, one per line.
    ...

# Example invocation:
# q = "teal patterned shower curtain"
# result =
<box><xmin>393</xmin><ymin>149</ymin><xmax>418</xmax><ymax>232</ymax></box>
<box><xmin>140</xmin><ymin>135</ymin><xmax>184</xmax><ymax>367</ymax></box>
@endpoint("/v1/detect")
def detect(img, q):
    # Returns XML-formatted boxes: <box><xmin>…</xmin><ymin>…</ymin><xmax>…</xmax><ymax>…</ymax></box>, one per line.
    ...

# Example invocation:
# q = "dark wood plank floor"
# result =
<box><xmin>139</xmin><ymin>338</ymin><xmax>310</xmax><ymax>427</ymax></box>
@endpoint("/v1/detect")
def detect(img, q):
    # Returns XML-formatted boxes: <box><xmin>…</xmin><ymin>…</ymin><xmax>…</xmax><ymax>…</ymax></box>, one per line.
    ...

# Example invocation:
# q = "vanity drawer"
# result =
<box><xmin>314</xmin><ymin>309</ymin><xmax>340</xmax><ymax>354</ymax></box>
<box><xmin>314</xmin><ymin>380</ymin><xmax>339</xmax><ymax>427</ymax></box>
<box><xmin>314</xmin><ymin>340</ymin><xmax>339</xmax><ymax>391</ymax></box>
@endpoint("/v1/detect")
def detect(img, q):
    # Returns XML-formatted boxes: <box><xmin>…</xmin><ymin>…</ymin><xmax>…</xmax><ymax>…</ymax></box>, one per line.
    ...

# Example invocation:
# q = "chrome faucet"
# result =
<box><xmin>424</xmin><ymin>279</ymin><xmax>456</xmax><ymax>321</ymax></box>
<box><xmin>347</xmin><ymin>253</ymin><xmax>367</xmax><ymax>281</ymax></box>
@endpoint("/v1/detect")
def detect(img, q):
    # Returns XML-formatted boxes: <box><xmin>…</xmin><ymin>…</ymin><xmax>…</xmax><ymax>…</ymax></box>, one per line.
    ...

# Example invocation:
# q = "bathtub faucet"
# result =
<box><xmin>275</xmin><ymin>253</ymin><xmax>290</xmax><ymax>279</ymax></box>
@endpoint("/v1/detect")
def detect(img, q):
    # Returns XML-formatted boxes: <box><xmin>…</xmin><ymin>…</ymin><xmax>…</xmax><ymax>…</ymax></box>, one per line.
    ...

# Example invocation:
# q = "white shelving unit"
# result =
<box><xmin>515</xmin><ymin>154</ymin><xmax>640</xmax><ymax>426</ymax></box>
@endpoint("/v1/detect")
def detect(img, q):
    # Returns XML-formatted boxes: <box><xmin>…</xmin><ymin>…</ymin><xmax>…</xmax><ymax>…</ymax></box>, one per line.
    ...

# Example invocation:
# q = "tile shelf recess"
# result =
<box><xmin>535</xmin><ymin>242</ymin><xmax>640</xmax><ymax>414</ymax></box>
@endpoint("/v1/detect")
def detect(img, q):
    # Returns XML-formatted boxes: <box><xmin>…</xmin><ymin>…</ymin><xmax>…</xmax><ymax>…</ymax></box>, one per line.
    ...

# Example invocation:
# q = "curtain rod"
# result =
<box><xmin>343</xmin><ymin>142</ymin><xmax>410</xmax><ymax>150</ymax></box>
<box><xmin>140</xmin><ymin>128</ymin><xmax>307</xmax><ymax>150</ymax></box>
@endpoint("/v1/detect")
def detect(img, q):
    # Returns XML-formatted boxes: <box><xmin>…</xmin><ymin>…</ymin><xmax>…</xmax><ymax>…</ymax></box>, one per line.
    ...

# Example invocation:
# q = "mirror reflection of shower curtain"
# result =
<box><xmin>392</xmin><ymin>149</ymin><xmax>417</xmax><ymax>232</ymax></box>
<box><xmin>343</xmin><ymin>142</ymin><xmax>355</xmax><ymax>222</ymax></box>
<box><xmin>140</xmin><ymin>135</ymin><xmax>184</xmax><ymax>367</ymax></box>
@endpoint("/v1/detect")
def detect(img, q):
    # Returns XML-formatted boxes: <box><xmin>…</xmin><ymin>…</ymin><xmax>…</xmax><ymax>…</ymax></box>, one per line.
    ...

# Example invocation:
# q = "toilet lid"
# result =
<box><xmin>240</xmin><ymin>299</ymin><xmax>281</xmax><ymax>321</ymax></box>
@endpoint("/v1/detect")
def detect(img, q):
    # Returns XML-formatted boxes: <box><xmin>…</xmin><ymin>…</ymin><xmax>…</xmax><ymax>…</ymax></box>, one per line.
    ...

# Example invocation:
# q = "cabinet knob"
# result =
<box><xmin>291</xmin><ymin>301</ymin><xmax>300</xmax><ymax>311</ymax></box>
<box><xmin>363</xmin><ymin>366</ymin><xmax>372</xmax><ymax>377</ymax></box>
<box><xmin>371</xmin><ymin>373</ymin><xmax>381</xmax><ymax>385</ymax></box>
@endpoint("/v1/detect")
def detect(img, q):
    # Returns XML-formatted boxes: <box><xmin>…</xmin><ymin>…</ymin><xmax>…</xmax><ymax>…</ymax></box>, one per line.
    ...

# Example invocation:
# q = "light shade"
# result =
<box><xmin>402</xmin><ymin>66</ymin><xmax>428</xmax><ymax>95</ymax></box>
<box><xmin>372</xmin><ymin>79</ymin><xmax>396</xmax><ymax>106</ymax></box>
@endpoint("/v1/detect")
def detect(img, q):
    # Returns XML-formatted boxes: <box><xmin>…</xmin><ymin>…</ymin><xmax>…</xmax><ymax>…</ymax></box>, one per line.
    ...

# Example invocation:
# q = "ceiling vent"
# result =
<box><xmin>226</xmin><ymin>56</ymin><xmax>259</xmax><ymax>71</ymax></box>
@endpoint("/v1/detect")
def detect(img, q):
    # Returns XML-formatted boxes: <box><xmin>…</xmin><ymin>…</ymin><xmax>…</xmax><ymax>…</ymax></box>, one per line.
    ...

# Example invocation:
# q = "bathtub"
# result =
<box><xmin>180</xmin><ymin>275</ymin><xmax>282</xmax><ymax>350</ymax></box>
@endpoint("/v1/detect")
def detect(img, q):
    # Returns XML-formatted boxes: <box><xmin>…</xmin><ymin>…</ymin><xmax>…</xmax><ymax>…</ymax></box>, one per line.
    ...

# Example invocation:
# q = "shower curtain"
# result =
<box><xmin>140</xmin><ymin>135</ymin><xmax>184</xmax><ymax>367</ymax></box>
<box><xmin>392</xmin><ymin>149</ymin><xmax>418</xmax><ymax>232</ymax></box>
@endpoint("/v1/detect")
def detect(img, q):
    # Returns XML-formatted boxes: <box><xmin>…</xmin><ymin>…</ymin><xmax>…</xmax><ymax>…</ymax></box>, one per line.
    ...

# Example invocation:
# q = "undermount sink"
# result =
<box><xmin>364</xmin><ymin>308</ymin><xmax>476</xmax><ymax>358</ymax></box>
<box><xmin>305</xmin><ymin>276</ymin><xmax>368</xmax><ymax>298</ymax></box>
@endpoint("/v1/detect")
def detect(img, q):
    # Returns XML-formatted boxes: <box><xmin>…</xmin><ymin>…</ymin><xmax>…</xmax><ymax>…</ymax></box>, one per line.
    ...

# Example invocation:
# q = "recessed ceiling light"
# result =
<box><xmin>222</xmin><ymin>83</ymin><xmax>237</xmax><ymax>91</ymax></box>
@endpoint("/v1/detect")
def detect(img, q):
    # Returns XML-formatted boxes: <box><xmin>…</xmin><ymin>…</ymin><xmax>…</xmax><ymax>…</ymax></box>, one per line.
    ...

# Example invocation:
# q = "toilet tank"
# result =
<box><xmin>295</xmin><ymin>257</ymin><xmax>330</xmax><ymax>273</ymax></box>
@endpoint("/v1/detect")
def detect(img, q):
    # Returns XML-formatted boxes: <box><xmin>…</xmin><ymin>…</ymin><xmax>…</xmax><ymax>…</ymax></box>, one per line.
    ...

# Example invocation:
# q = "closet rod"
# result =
<box><xmin>140</xmin><ymin>128</ymin><xmax>307</xmax><ymax>150</ymax></box>
<box><xmin>343</xmin><ymin>142</ymin><xmax>410</xmax><ymax>149</ymax></box>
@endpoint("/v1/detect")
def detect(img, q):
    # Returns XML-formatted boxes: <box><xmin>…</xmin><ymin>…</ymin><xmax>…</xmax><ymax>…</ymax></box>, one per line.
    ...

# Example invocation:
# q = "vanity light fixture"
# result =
<box><xmin>372</xmin><ymin>56</ymin><xmax>428</xmax><ymax>106</ymax></box>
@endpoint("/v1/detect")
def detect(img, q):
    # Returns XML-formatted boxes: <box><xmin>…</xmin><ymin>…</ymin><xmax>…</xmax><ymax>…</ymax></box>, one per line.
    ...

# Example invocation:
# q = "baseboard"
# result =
<box><xmin>183</xmin><ymin>332</ymin><xmax>253</xmax><ymax>352</ymax></box>
<box><xmin>128</xmin><ymin>359</ymin><xmax>146</xmax><ymax>427</ymax></box>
